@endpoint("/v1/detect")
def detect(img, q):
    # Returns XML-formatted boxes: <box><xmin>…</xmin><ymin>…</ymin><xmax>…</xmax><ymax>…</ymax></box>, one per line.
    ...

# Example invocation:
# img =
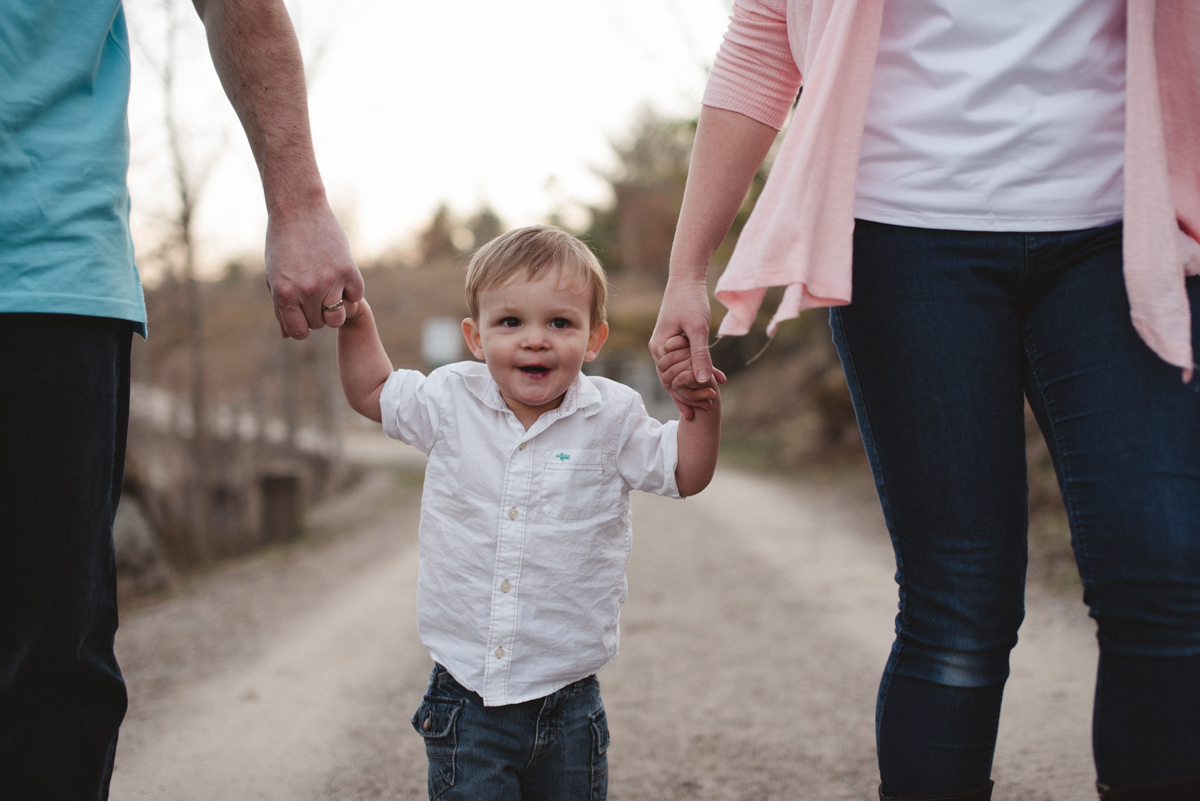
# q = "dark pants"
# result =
<box><xmin>0</xmin><ymin>313</ymin><xmax>133</xmax><ymax>800</ymax></box>
<box><xmin>832</xmin><ymin>220</ymin><xmax>1200</xmax><ymax>796</ymax></box>
<box><xmin>412</xmin><ymin>664</ymin><xmax>609</xmax><ymax>801</ymax></box>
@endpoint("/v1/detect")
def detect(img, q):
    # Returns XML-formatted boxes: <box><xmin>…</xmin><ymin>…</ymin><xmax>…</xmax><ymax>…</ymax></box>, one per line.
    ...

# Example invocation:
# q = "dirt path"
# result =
<box><xmin>110</xmin><ymin>461</ymin><xmax>1099</xmax><ymax>800</ymax></box>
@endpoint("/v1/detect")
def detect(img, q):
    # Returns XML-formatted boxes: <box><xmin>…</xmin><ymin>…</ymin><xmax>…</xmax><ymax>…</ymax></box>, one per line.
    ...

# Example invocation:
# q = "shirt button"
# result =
<box><xmin>495</xmin><ymin>647</ymin><xmax>505</xmax><ymax>659</ymax></box>
<box><xmin>422</xmin><ymin>716</ymin><xmax>432</xmax><ymax>731</ymax></box>
<box><xmin>501</xmin><ymin>580</ymin><xmax>511</xmax><ymax>593</ymax></box>
<box><xmin>508</xmin><ymin>507</ymin><xmax>518</xmax><ymax>520</ymax></box>
<box><xmin>519</xmin><ymin>441</ymin><xmax>528</xmax><ymax>450</ymax></box>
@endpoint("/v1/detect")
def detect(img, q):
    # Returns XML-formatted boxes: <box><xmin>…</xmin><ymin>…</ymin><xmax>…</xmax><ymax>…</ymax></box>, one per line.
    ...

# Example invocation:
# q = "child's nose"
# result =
<box><xmin>522</xmin><ymin>330</ymin><xmax>549</xmax><ymax>349</ymax></box>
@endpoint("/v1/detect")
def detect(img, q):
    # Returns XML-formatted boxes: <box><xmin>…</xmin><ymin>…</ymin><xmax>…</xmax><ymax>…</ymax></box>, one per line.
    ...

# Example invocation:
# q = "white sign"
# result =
<box><xmin>422</xmin><ymin>317</ymin><xmax>463</xmax><ymax>368</ymax></box>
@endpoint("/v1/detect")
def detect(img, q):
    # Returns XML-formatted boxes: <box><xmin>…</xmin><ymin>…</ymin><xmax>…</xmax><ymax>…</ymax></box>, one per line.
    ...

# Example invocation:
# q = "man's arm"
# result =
<box><xmin>674</xmin><ymin>377</ymin><xmax>721</xmax><ymax>497</ymax></box>
<box><xmin>192</xmin><ymin>0</ymin><xmax>363</xmax><ymax>340</ymax></box>
<box><xmin>336</xmin><ymin>299</ymin><xmax>392</xmax><ymax>423</ymax></box>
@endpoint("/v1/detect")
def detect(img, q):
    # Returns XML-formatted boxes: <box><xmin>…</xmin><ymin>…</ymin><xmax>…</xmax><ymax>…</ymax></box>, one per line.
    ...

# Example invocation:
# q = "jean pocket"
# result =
<box><xmin>589</xmin><ymin>704</ymin><xmax>610</xmax><ymax>800</ymax></box>
<box><xmin>411</xmin><ymin>695</ymin><xmax>465</xmax><ymax>799</ymax></box>
<box><xmin>540</xmin><ymin>449</ymin><xmax>609</xmax><ymax>520</ymax></box>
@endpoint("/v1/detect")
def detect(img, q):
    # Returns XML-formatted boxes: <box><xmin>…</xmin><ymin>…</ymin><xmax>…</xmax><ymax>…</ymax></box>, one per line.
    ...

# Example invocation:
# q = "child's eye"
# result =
<box><xmin>549</xmin><ymin>318</ymin><xmax>570</xmax><ymax>329</ymax></box>
<box><xmin>500</xmin><ymin>317</ymin><xmax>520</xmax><ymax>327</ymax></box>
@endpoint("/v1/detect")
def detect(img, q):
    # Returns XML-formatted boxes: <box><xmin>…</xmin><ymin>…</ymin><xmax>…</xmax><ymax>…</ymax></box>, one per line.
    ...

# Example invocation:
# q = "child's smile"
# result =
<box><xmin>462</xmin><ymin>266</ymin><xmax>609</xmax><ymax>429</ymax></box>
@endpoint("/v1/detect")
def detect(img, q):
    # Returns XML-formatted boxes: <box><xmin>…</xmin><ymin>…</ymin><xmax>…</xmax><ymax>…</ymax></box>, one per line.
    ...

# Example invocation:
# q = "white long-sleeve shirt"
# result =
<box><xmin>380</xmin><ymin>361</ymin><xmax>680</xmax><ymax>706</ymax></box>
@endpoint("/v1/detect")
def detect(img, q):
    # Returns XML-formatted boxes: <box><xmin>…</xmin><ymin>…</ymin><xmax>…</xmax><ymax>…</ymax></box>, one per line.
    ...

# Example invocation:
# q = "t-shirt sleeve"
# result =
<box><xmin>614</xmin><ymin>393</ymin><xmax>681</xmax><ymax>500</ymax></box>
<box><xmin>379</xmin><ymin>368</ymin><xmax>443</xmax><ymax>454</ymax></box>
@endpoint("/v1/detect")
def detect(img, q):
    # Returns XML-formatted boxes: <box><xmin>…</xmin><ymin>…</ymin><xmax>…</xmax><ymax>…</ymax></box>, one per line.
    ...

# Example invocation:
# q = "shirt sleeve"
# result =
<box><xmin>379</xmin><ymin>368</ymin><xmax>443</xmax><ymax>454</ymax></box>
<box><xmin>703</xmin><ymin>0</ymin><xmax>803</xmax><ymax>131</ymax></box>
<box><xmin>614</xmin><ymin>393</ymin><xmax>681</xmax><ymax>500</ymax></box>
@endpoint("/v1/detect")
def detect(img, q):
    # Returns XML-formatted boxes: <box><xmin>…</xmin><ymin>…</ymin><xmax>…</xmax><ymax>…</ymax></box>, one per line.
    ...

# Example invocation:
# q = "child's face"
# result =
<box><xmin>462</xmin><ymin>266</ymin><xmax>609</xmax><ymax>427</ymax></box>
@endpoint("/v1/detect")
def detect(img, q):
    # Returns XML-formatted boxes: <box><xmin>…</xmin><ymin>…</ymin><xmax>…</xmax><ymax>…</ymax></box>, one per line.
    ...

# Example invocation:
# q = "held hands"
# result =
<box><xmin>650</xmin><ymin>275</ymin><xmax>723</xmax><ymax>420</ymax></box>
<box><xmin>654</xmin><ymin>334</ymin><xmax>726</xmax><ymax>414</ymax></box>
<box><xmin>334</xmin><ymin>297</ymin><xmax>367</xmax><ymax>323</ymax></box>
<box><xmin>265</xmin><ymin>200</ymin><xmax>364</xmax><ymax>340</ymax></box>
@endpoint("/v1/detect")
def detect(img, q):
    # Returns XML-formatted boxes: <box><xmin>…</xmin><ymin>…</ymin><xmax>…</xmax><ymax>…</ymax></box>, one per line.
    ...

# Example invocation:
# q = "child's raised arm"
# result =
<box><xmin>672</xmin><ymin>337</ymin><xmax>723</xmax><ymax>496</ymax></box>
<box><xmin>675</xmin><ymin>372</ymin><xmax>721</xmax><ymax>497</ymax></box>
<box><xmin>336</xmin><ymin>298</ymin><xmax>393</xmax><ymax>424</ymax></box>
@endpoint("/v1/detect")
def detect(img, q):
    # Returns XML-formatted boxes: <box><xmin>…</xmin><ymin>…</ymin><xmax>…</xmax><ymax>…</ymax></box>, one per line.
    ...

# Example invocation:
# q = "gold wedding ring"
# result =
<box><xmin>322</xmin><ymin>300</ymin><xmax>344</xmax><ymax>313</ymax></box>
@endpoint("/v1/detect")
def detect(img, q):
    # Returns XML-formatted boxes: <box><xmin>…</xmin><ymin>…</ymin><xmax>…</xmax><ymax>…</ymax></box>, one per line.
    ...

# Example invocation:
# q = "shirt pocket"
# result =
<box><xmin>539</xmin><ymin>449</ymin><xmax>609</xmax><ymax>520</ymax></box>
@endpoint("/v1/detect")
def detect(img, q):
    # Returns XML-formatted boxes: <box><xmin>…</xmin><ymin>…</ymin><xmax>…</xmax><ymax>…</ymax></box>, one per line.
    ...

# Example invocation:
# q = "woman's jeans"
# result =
<box><xmin>412</xmin><ymin>664</ymin><xmax>609</xmax><ymax>801</ymax></box>
<box><xmin>830</xmin><ymin>220</ymin><xmax>1200</xmax><ymax>796</ymax></box>
<box><xmin>0</xmin><ymin>314</ymin><xmax>132</xmax><ymax>799</ymax></box>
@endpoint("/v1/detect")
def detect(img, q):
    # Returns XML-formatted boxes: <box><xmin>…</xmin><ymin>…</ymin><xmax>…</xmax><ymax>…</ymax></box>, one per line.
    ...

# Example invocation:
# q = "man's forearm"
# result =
<box><xmin>192</xmin><ymin>0</ymin><xmax>324</xmax><ymax>215</ymax></box>
<box><xmin>194</xmin><ymin>0</ymin><xmax>363</xmax><ymax>340</ymax></box>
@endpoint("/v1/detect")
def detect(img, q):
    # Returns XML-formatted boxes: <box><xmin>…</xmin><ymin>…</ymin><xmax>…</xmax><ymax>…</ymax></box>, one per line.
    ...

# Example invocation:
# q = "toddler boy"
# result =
<box><xmin>335</xmin><ymin>225</ymin><xmax>721</xmax><ymax>800</ymax></box>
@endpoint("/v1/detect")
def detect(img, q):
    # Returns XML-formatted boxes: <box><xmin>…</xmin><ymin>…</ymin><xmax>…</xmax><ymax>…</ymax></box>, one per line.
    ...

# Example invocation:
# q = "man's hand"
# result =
<box><xmin>265</xmin><ymin>201</ymin><xmax>363</xmax><ymax>339</ymax></box>
<box><xmin>650</xmin><ymin>275</ymin><xmax>716</xmax><ymax>420</ymax></box>
<box><xmin>193</xmin><ymin>0</ymin><xmax>364</xmax><ymax>339</ymax></box>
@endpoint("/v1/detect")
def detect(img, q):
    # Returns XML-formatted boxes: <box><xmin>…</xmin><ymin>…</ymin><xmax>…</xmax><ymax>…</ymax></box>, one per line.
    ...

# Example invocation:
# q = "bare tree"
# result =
<box><xmin>132</xmin><ymin>0</ymin><xmax>228</xmax><ymax>563</ymax></box>
<box><xmin>120</xmin><ymin>0</ymin><xmax>366</xmax><ymax>568</ymax></box>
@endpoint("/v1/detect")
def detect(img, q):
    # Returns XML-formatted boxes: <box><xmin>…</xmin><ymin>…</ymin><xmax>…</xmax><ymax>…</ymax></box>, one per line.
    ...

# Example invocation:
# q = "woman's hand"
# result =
<box><xmin>655</xmin><ymin>334</ymin><xmax>727</xmax><ymax>412</ymax></box>
<box><xmin>651</xmin><ymin>276</ymin><xmax>716</xmax><ymax>420</ymax></box>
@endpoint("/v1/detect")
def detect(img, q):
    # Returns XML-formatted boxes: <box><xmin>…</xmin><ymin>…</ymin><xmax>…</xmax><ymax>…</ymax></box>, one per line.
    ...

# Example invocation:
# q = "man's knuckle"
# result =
<box><xmin>296</xmin><ymin>281</ymin><xmax>322</xmax><ymax>299</ymax></box>
<box><xmin>274</xmin><ymin>283</ymin><xmax>300</xmax><ymax>303</ymax></box>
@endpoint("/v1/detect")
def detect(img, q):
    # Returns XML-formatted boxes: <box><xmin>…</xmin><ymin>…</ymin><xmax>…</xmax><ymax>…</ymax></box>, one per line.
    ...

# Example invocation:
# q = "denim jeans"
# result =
<box><xmin>0</xmin><ymin>314</ymin><xmax>133</xmax><ymax>799</ymax></box>
<box><xmin>412</xmin><ymin>664</ymin><xmax>609</xmax><ymax>801</ymax></box>
<box><xmin>830</xmin><ymin>220</ymin><xmax>1200</xmax><ymax>796</ymax></box>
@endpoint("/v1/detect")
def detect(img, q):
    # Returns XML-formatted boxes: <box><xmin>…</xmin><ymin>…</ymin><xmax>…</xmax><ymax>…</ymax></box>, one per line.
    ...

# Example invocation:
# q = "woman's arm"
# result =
<box><xmin>650</xmin><ymin>105</ymin><xmax>778</xmax><ymax>418</ymax></box>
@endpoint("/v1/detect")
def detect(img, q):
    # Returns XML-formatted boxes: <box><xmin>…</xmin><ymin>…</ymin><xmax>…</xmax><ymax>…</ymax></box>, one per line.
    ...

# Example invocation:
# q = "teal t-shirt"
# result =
<box><xmin>0</xmin><ymin>0</ymin><xmax>146</xmax><ymax>335</ymax></box>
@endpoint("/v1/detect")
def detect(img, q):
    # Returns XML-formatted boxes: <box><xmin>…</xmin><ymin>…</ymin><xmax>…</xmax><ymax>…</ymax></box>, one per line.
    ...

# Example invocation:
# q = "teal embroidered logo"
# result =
<box><xmin>555</xmin><ymin>452</ymin><xmax>571</xmax><ymax>461</ymax></box>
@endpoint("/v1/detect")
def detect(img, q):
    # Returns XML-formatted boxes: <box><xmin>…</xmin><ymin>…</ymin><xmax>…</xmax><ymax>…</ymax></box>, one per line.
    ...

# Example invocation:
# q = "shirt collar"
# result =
<box><xmin>559</xmin><ymin>371</ymin><xmax>603</xmax><ymax>418</ymax></box>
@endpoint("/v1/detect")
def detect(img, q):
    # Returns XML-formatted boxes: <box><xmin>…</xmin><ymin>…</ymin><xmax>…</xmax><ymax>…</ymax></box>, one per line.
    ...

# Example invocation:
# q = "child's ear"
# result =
<box><xmin>462</xmin><ymin>318</ymin><xmax>485</xmax><ymax>361</ymax></box>
<box><xmin>584</xmin><ymin>321</ymin><xmax>609</xmax><ymax>362</ymax></box>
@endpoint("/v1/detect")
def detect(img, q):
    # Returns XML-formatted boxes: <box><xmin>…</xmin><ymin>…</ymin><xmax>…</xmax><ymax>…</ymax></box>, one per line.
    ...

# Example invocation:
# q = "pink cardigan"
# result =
<box><xmin>706</xmin><ymin>0</ymin><xmax>1200</xmax><ymax>380</ymax></box>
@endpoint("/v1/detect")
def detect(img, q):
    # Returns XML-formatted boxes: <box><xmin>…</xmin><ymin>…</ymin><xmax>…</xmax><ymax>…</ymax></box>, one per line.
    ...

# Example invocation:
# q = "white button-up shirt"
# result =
<box><xmin>380</xmin><ymin>361</ymin><xmax>680</xmax><ymax>706</ymax></box>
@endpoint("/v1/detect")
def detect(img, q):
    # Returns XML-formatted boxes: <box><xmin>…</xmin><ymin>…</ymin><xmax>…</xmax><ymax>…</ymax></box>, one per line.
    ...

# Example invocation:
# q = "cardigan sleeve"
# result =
<box><xmin>702</xmin><ymin>0</ymin><xmax>803</xmax><ymax>131</ymax></box>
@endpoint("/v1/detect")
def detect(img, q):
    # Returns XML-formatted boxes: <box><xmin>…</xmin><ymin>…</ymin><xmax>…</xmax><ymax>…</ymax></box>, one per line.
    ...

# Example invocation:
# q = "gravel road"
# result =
<box><xmin>110</xmin><ymin>453</ymin><xmax>1100</xmax><ymax>800</ymax></box>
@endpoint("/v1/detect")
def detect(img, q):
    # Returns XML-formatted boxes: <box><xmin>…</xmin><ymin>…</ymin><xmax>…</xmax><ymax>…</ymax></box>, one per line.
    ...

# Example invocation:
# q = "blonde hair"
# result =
<box><xmin>465</xmin><ymin>225</ymin><xmax>608</xmax><ymax>327</ymax></box>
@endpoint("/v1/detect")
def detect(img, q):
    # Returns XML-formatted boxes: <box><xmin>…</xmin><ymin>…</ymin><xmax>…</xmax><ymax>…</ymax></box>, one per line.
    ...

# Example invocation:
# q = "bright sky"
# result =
<box><xmin>125</xmin><ymin>0</ymin><xmax>732</xmax><ymax>278</ymax></box>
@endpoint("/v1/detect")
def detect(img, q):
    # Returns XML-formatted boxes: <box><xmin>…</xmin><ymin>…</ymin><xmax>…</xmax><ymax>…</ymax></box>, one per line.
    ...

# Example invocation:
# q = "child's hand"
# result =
<box><xmin>336</xmin><ymin>297</ymin><xmax>368</xmax><ymax>323</ymax></box>
<box><xmin>655</xmin><ymin>334</ymin><xmax>726</xmax><ymax>411</ymax></box>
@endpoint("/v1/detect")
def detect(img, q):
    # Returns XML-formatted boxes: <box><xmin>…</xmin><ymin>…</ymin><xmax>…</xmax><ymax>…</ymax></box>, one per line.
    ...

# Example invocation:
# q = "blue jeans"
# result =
<box><xmin>0</xmin><ymin>314</ymin><xmax>133</xmax><ymax>799</ymax></box>
<box><xmin>830</xmin><ymin>220</ymin><xmax>1200</xmax><ymax>796</ymax></box>
<box><xmin>412</xmin><ymin>664</ymin><xmax>609</xmax><ymax>801</ymax></box>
